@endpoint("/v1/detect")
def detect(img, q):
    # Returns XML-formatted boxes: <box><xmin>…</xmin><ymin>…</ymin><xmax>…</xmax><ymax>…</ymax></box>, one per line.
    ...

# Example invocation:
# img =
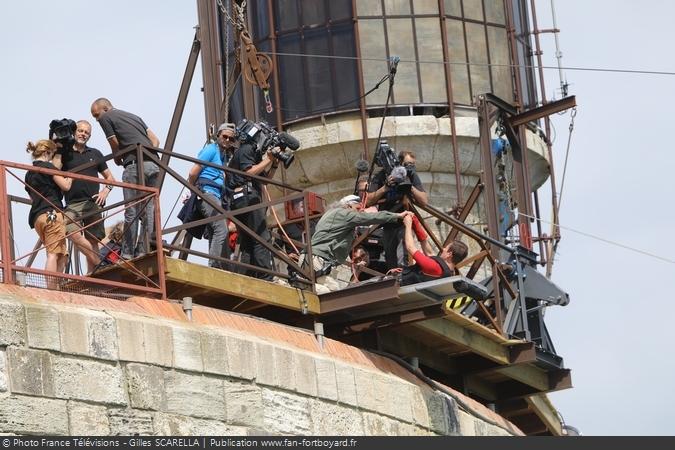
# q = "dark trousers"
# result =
<box><xmin>382</xmin><ymin>225</ymin><xmax>407</xmax><ymax>270</ymax></box>
<box><xmin>232</xmin><ymin>195</ymin><xmax>273</xmax><ymax>281</ymax></box>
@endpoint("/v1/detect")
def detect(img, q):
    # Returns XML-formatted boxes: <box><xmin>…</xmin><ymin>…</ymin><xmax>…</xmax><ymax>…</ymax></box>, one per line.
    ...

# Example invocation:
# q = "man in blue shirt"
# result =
<box><xmin>186</xmin><ymin>123</ymin><xmax>238</xmax><ymax>269</ymax></box>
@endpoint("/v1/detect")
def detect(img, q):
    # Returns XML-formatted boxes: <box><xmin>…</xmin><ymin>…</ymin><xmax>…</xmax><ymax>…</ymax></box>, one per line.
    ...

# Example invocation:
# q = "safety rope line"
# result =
<box><xmin>556</xmin><ymin>107</ymin><xmax>577</xmax><ymax>214</ymax></box>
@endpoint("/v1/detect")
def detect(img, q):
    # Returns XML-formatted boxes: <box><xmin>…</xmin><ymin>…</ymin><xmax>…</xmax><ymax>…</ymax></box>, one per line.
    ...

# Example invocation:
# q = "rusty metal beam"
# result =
<box><xmin>456</xmin><ymin>342</ymin><xmax>536</xmax><ymax>374</ymax></box>
<box><xmin>497</xmin><ymin>368</ymin><xmax>572</xmax><ymax>400</ymax></box>
<box><xmin>446</xmin><ymin>180</ymin><xmax>483</xmax><ymax>245</ymax></box>
<box><xmin>0</xmin><ymin>166</ymin><xmax>13</xmax><ymax>283</ymax></box>
<box><xmin>197</xmin><ymin>0</ymin><xmax>224</xmax><ymax>129</ymax></box>
<box><xmin>438</xmin><ymin>0</ymin><xmax>464</xmax><ymax>205</ymax></box>
<box><xmin>476</xmin><ymin>97</ymin><xmax>504</xmax><ymax>331</ymax></box>
<box><xmin>508</xmin><ymin>96</ymin><xmax>577</xmax><ymax>128</ymax></box>
<box><xmin>157</xmin><ymin>31</ymin><xmax>201</xmax><ymax>190</ymax></box>
<box><xmin>351</xmin><ymin>0</ymin><xmax>370</xmax><ymax>160</ymax></box>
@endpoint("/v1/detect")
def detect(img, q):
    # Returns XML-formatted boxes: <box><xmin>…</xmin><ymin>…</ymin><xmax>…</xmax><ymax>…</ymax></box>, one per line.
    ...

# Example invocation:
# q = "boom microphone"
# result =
<box><xmin>355</xmin><ymin>159</ymin><xmax>369</xmax><ymax>173</ymax></box>
<box><xmin>279</xmin><ymin>132</ymin><xmax>300</xmax><ymax>150</ymax></box>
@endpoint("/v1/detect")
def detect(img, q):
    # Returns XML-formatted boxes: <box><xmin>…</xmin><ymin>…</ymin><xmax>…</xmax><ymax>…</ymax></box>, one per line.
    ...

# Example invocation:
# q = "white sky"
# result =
<box><xmin>1</xmin><ymin>0</ymin><xmax>674</xmax><ymax>436</ymax></box>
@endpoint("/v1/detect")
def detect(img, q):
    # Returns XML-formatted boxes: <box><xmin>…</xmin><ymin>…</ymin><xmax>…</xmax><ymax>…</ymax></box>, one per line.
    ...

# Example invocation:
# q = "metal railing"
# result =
<box><xmin>0</xmin><ymin>159</ymin><xmax>166</xmax><ymax>299</ymax></box>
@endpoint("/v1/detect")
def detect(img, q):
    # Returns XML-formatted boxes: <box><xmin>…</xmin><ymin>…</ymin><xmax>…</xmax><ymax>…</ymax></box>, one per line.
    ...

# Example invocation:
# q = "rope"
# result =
<box><xmin>263</xmin><ymin>50</ymin><xmax>675</xmax><ymax>77</ymax></box>
<box><xmin>365</xmin><ymin>57</ymin><xmax>399</xmax><ymax>195</ymax></box>
<box><xmin>262</xmin><ymin>184</ymin><xmax>300</xmax><ymax>255</ymax></box>
<box><xmin>556</xmin><ymin>107</ymin><xmax>576</xmax><ymax>214</ymax></box>
<box><xmin>223</xmin><ymin>0</ymin><xmax>231</xmax><ymax>122</ymax></box>
<box><xmin>519</xmin><ymin>212</ymin><xmax>675</xmax><ymax>265</ymax></box>
<box><xmin>280</xmin><ymin>72</ymin><xmax>391</xmax><ymax>114</ymax></box>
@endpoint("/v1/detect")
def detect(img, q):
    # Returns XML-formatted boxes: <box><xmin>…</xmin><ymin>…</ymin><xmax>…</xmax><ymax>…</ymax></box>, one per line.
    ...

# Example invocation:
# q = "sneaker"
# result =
<box><xmin>272</xmin><ymin>276</ymin><xmax>290</xmax><ymax>287</ymax></box>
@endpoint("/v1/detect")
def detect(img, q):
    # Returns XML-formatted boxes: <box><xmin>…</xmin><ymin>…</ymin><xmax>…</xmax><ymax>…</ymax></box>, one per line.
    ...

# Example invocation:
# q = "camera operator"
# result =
<box><xmin>366</xmin><ymin>150</ymin><xmax>428</xmax><ymax>271</ymax></box>
<box><xmin>59</xmin><ymin>120</ymin><xmax>116</xmax><ymax>273</ymax></box>
<box><xmin>185</xmin><ymin>123</ymin><xmax>237</xmax><ymax>270</ymax></box>
<box><xmin>227</xmin><ymin>130</ymin><xmax>280</xmax><ymax>282</ymax></box>
<box><xmin>25</xmin><ymin>139</ymin><xmax>73</xmax><ymax>287</ymax></box>
<box><xmin>91</xmin><ymin>97</ymin><xmax>161</xmax><ymax>260</ymax></box>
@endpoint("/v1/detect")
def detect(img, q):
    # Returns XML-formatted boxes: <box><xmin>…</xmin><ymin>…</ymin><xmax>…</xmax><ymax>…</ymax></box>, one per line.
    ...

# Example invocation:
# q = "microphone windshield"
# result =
<box><xmin>355</xmin><ymin>159</ymin><xmax>369</xmax><ymax>173</ymax></box>
<box><xmin>279</xmin><ymin>132</ymin><xmax>300</xmax><ymax>150</ymax></box>
<box><xmin>390</xmin><ymin>166</ymin><xmax>407</xmax><ymax>183</ymax></box>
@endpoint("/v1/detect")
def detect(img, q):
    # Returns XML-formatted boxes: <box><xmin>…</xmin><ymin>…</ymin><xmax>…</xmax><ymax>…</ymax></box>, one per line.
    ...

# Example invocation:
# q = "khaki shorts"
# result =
<box><xmin>64</xmin><ymin>199</ymin><xmax>105</xmax><ymax>240</ymax></box>
<box><xmin>34</xmin><ymin>212</ymin><xmax>68</xmax><ymax>256</ymax></box>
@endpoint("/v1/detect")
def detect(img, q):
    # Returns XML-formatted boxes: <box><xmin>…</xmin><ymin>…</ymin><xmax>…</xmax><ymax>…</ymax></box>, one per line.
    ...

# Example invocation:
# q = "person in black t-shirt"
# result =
<box><xmin>24</xmin><ymin>140</ymin><xmax>73</xmax><ymax>285</ymax></box>
<box><xmin>227</xmin><ymin>142</ymin><xmax>278</xmax><ymax>281</ymax></box>
<box><xmin>91</xmin><ymin>97</ymin><xmax>161</xmax><ymax>259</ymax></box>
<box><xmin>366</xmin><ymin>150</ymin><xmax>428</xmax><ymax>271</ymax></box>
<box><xmin>61</xmin><ymin>120</ymin><xmax>116</xmax><ymax>273</ymax></box>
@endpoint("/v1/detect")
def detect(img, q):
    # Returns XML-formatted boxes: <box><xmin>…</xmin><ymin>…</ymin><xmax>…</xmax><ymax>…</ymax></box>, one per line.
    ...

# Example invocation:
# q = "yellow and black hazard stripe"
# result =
<box><xmin>446</xmin><ymin>296</ymin><xmax>473</xmax><ymax>310</ymax></box>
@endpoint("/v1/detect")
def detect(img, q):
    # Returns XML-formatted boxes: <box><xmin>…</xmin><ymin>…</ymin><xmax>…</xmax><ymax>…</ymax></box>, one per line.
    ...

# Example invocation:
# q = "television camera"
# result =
<box><xmin>374</xmin><ymin>140</ymin><xmax>413</xmax><ymax>193</ymax></box>
<box><xmin>48</xmin><ymin>118</ymin><xmax>77</xmax><ymax>152</ymax></box>
<box><xmin>236</xmin><ymin>119</ymin><xmax>300</xmax><ymax>169</ymax></box>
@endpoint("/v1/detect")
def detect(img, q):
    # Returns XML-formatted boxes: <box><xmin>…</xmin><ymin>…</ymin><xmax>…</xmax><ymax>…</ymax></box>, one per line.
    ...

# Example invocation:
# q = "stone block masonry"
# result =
<box><xmin>0</xmin><ymin>288</ymin><xmax>521</xmax><ymax>436</ymax></box>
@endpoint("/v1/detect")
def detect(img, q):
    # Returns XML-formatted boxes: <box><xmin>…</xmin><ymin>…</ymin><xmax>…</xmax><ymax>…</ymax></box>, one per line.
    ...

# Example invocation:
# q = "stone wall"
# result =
<box><xmin>279</xmin><ymin>114</ymin><xmax>550</xmax><ymax>208</ymax></box>
<box><xmin>0</xmin><ymin>289</ymin><xmax>521</xmax><ymax>436</ymax></box>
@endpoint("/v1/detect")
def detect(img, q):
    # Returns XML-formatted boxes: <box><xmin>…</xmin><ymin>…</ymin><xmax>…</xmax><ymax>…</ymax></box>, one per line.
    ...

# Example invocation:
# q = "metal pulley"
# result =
<box><xmin>240</xmin><ymin>30</ymin><xmax>274</xmax><ymax>113</ymax></box>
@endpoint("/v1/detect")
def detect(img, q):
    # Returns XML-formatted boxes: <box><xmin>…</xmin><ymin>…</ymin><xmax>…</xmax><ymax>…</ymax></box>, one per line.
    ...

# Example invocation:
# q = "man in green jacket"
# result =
<box><xmin>302</xmin><ymin>194</ymin><xmax>410</xmax><ymax>294</ymax></box>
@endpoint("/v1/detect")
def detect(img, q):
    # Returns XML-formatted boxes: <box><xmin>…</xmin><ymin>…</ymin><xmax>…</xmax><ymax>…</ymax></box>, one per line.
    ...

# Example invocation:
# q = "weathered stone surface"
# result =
<box><xmin>254</xmin><ymin>342</ymin><xmax>275</xmax><ymax>386</ymax></box>
<box><xmin>410</xmin><ymin>386</ymin><xmax>431</xmax><ymax>428</ymax></box>
<box><xmin>334</xmin><ymin>363</ymin><xmax>358</xmax><ymax>407</ymax></box>
<box><xmin>273</xmin><ymin>347</ymin><xmax>294</xmax><ymax>392</ymax></box>
<box><xmin>126</xmin><ymin>363</ymin><xmax>166</xmax><ymax>410</ymax></box>
<box><xmin>7</xmin><ymin>347</ymin><xmax>54</xmax><ymax>396</ymax></box>
<box><xmin>470</xmin><ymin>418</ymin><xmax>514</xmax><ymax>437</ymax></box>
<box><xmin>172</xmin><ymin>326</ymin><xmax>203</xmax><ymax>372</ymax></box>
<box><xmin>113</xmin><ymin>313</ymin><xmax>145</xmax><ymax>362</ymax></box>
<box><xmin>52</xmin><ymin>357</ymin><xmax>126</xmax><ymax>406</ymax></box>
<box><xmin>226</xmin><ymin>335</ymin><xmax>257</xmax><ymax>380</ymax></box>
<box><xmin>362</xmin><ymin>412</ymin><xmax>400</xmax><ymax>436</ymax></box>
<box><xmin>262</xmin><ymin>388</ymin><xmax>311</xmax><ymax>435</ymax></box>
<box><xmin>88</xmin><ymin>312</ymin><xmax>118</xmax><ymax>360</ymax></box>
<box><xmin>108</xmin><ymin>409</ymin><xmax>154</xmax><ymax>436</ymax></box>
<box><xmin>154</xmin><ymin>413</ymin><xmax>249</xmax><ymax>436</ymax></box>
<box><xmin>314</xmin><ymin>358</ymin><xmax>338</xmax><ymax>402</ymax></box>
<box><xmin>456</xmin><ymin>410</ymin><xmax>476</xmax><ymax>436</ymax></box>
<box><xmin>310</xmin><ymin>400</ymin><xmax>364</xmax><ymax>436</ymax></box>
<box><xmin>201</xmin><ymin>331</ymin><xmax>229</xmax><ymax>376</ymax></box>
<box><xmin>396</xmin><ymin>422</ymin><xmax>433</xmax><ymax>436</ymax></box>
<box><xmin>485</xmin><ymin>424</ymin><xmax>515</xmax><ymax>437</ymax></box>
<box><xmin>0</xmin><ymin>300</ymin><xmax>26</xmax><ymax>346</ymax></box>
<box><xmin>292</xmin><ymin>353</ymin><xmax>317</xmax><ymax>396</ymax></box>
<box><xmin>59</xmin><ymin>310</ymin><xmax>89</xmax><ymax>355</ymax></box>
<box><xmin>381</xmin><ymin>378</ymin><xmax>413</xmax><ymax>423</ymax></box>
<box><xmin>143</xmin><ymin>321</ymin><xmax>173</xmax><ymax>367</ymax></box>
<box><xmin>223</xmin><ymin>381</ymin><xmax>263</xmax><ymax>428</ymax></box>
<box><xmin>68</xmin><ymin>402</ymin><xmax>110</xmax><ymax>435</ymax></box>
<box><xmin>424</xmin><ymin>392</ymin><xmax>459</xmax><ymax>435</ymax></box>
<box><xmin>0</xmin><ymin>395</ymin><xmax>68</xmax><ymax>435</ymax></box>
<box><xmin>353</xmin><ymin>368</ymin><xmax>378</xmax><ymax>412</ymax></box>
<box><xmin>0</xmin><ymin>350</ymin><xmax>6</xmax><ymax>392</ymax></box>
<box><xmin>165</xmin><ymin>371</ymin><xmax>225</xmax><ymax>421</ymax></box>
<box><xmin>25</xmin><ymin>304</ymin><xmax>60</xmax><ymax>351</ymax></box>
<box><xmin>474</xmin><ymin>420</ymin><xmax>489</xmax><ymax>437</ymax></box>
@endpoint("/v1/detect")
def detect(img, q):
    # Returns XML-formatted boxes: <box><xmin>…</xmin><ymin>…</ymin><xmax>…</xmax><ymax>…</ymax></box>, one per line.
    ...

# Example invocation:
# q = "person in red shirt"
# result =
<box><xmin>400</xmin><ymin>214</ymin><xmax>468</xmax><ymax>286</ymax></box>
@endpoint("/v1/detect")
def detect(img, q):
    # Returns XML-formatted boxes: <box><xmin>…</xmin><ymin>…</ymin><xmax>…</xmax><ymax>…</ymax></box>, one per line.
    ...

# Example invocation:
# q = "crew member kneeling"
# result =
<box><xmin>400</xmin><ymin>215</ymin><xmax>468</xmax><ymax>286</ymax></box>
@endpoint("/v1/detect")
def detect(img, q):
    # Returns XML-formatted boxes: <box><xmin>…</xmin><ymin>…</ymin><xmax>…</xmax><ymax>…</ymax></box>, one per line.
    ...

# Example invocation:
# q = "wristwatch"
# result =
<box><xmin>105</xmin><ymin>185</ymin><xmax>114</xmax><ymax>191</ymax></box>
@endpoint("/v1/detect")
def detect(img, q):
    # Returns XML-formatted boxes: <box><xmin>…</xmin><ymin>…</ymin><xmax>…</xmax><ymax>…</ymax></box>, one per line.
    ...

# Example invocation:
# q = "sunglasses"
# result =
<box><xmin>220</xmin><ymin>135</ymin><xmax>236</xmax><ymax>142</ymax></box>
